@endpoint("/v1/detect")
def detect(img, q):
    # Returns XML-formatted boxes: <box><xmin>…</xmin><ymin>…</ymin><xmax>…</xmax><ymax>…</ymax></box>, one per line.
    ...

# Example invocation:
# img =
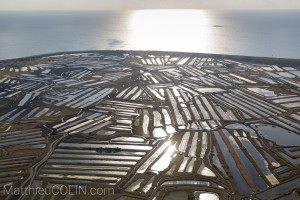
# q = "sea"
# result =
<box><xmin>0</xmin><ymin>10</ymin><xmax>300</xmax><ymax>60</ymax></box>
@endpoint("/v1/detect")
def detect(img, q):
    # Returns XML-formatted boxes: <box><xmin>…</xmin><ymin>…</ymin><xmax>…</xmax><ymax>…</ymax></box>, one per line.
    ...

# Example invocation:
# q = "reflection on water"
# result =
<box><xmin>151</xmin><ymin>144</ymin><xmax>176</xmax><ymax>172</ymax></box>
<box><xmin>125</xmin><ymin>178</ymin><xmax>144</xmax><ymax>192</ymax></box>
<box><xmin>1</xmin><ymin>10</ymin><xmax>300</xmax><ymax>59</ymax></box>
<box><xmin>253</xmin><ymin>124</ymin><xmax>300</xmax><ymax>146</ymax></box>
<box><xmin>194</xmin><ymin>191</ymin><xmax>219</xmax><ymax>200</ymax></box>
<box><xmin>197</xmin><ymin>163</ymin><xmax>216</xmax><ymax>177</ymax></box>
<box><xmin>247</xmin><ymin>87</ymin><xmax>276</xmax><ymax>97</ymax></box>
<box><xmin>128</xmin><ymin>10</ymin><xmax>211</xmax><ymax>53</ymax></box>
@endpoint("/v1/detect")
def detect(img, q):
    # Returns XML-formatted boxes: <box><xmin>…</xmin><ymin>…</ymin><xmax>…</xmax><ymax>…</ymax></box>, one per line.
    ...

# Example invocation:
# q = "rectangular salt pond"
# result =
<box><xmin>153</xmin><ymin>111</ymin><xmax>163</xmax><ymax>127</ymax></box>
<box><xmin>212</xmin><ymin>147</ymin><xmax>227</xmax><ymax>177</ymax></box>
<box><xmin>182</xmin><ymin>107</ymin><xmax>192</xmax><ymax>121</ymax></box>
<box><xmin>57</xmin><ymin>119</ymin><xmax>86</xmax><ymax>132</ymax></box>
<box><xmin>253</xmin><ymin>124</ymin><xmax>300</xmax><ymax>146</ymax></box>
<box><xmin>20</xmin><ymin>67</ymin><xmax>28</xmax><ymax>71</ymax></box>
<box><xmin>7</xmin><ymin>109</ymin><xmax>27</xmax><ymax>122</ymax></box>
<box><xmin>272</xmin><ymin>65</ymin><xmax>283</xmax><ymax>71</ymax></box>
<box><xmin>213</xmin><ymin>131</ymin><xmax>252</xmax><ymax>195</ymax></box>
<box><xmin>190</xmin><ymin>104</ymin><xmax>201</xmax><ymax>120</ymax></box>
<box><xmin>178</xmin><ymin>157</ymin><xmax>190</xmax><ymax>172</ymax></box>
<box><xmin>208</xmin><ymin>120</ymin><xmax>218</xmax><ymax>128</ymax></box>
<box><xmin>46</xmin><ymin>164</ymin><xmax>131</xmax><ymax>171</ymax></box>
<box><xmin>66</xmin><ymin>90</ymin><xmax>97</xmax><ymax>107</ymax></box>
<box><xmin>47</xmin><ymin>159</ymin><xmax>137</xmax><ymax>166</ymax></box>
<box><xmin>106</xmin><ymin>100</ymin><xmax>152</xmax><ymax>108</ymax></box>
<box><xmin>179</xmin><ymin>132</ymin><xmax>190</xmax><ymax>153</ymax></box>
<box><xmin>281</xmin><ymin>102</ymin><xmax>300</xmax><ymax>108</ymax></box>
<box><xmin>148</xmin><ymin>87</ymin><xmax>164</xmax><ymax>100</ymax></box>
<box><xmin>142</xmin><ymin>110</ymin><xmax>150</xmax><ymax>137</ymax></box>
<box><xmin>123</xmin><ymin>86</ymin><xmax>138</xmax><ymax>99</ymax></box>
<box><xmin>222</xmin><ymin>130</ymin><xmax>268</xmax><ymax>190</ymax></box>
<box><xmin>6</xmin><ymin>91</ymin><xmax>21</xmax><ymax>98</ymax></box>
<box><xmin>0</xmin><ymin>176</ymin><xmax>19</xmax><ymax>182</ymax></box>
<box><xmin>161</xmin><ymin>180</ymin><xmax>210</xmax><ymax>186</ymax></box>
<box><xmin>201</xmin><ymin>96</ymin><xmax>220</xmax><ymax>120</ymax></box>
<box><xmin>196</xmin><ymin>88</ymin><xmax>225</xmax><ymax>93</ymax></box>
<box><xmin>276</xmin><ymin>116</ymin><xmax>300</xmax><ymax>129</ymax></box>
<box><xmin>137</xmin><ymin>141</ymin><xmax>171</xmax><ymax>173</ymax></box>
<box><xmin>232</xmin><ymin>90</ymin><xmax>282</xmax><ymax>114</ymax></box>
<box><xmin>188</xmin><ymin>132</ymin><xmax>198</xmax><ymax>157</ymax></box>
<box><xmin>77</xmin><ymin>88</ymin><xmax>114</xmax><ymax>108</ymax></box>
<box><xmin>142</xmin><ymin>176</ymin><xmax>155</xmax><ymax>193</ymax></box>
<box><xmin>247</xmin><ymin>88</ymin><xmax>276</xmax><ymax>97</ymax></box>
<box><xmin>216</xmin><ymin>94</ymin><xmax>261</xmax><ymax>118</ymax></box>
<box><xmin>229</xmin><ymin>73</ymin><xmax>256</xmax><ymax>83</ymax></box>
<box><xmin>131</xmin><ymin>89</ymin><xmax>143</xmax><ymax>100</ymax></box>
<box><xmin>238</xmin><ymin>137</ymin><xmax>279</xmax><ymax>185</ymax></box>
<box><xmin>166</xmin><ymin>89</ymin><xmax>185</xmax><ymax>125</ymax></box>
<box><xmin>215</xmin><ymin>106</ymin><xmax>230</xmax><ymax>120</ymax></box>
<box><xmin>39</xmin><ymin>174</ymin><xmax>120</xmax><ymax>181</ymax></box>
<box><xmin>150</xmin><ymin>74</ymin><xmax>160</xmax><ymax>84</ymax></box>
<box><xmin>0</xmin><ymin>133</ymin><xmax>42</xmax><ymax>143</ymax></box>
<box><xmin>51</xmin><ymin>154</ymin><xmax>142</xmax><ymax>160</ymax></box>
<box><xmin>125</xmin><ymin>179</ymin><xmax>144</xmax><ymax>192</ymax></box>
<box><xmin>177</xmin><ymin>57</ymin><xmax>190</xmax><ymax>65</ymax></box>
<box><xmin>185</xmin><ymin>158</ymin><xmax>196</xmax><ymax>173</ymax></box>
<box><xmin>141</xmin><ymin>59</ymin><xmax>147</xmax><ymax>65</ymax></box>
<box><xmin>111</xmin><ymin>137</ymin><xmax>144</xmax><ymax>143</ymax></box>
<box><xmin>55</xmin><ymin>148</ymin><xmax>146</xmax><ymax>156</ymax></box>
<box><xmin>156</xmin><ymin>58</ymin><xmax>163</xmax><ymax>65</ymax></box>
<box><xmin>0</xmin><ymin>137</ymin><xmax>45</xmax><ymax>146</ymax></box>
<box><xmin>259</xmin><ymin>77</ymin><xmax>277</xmax><ymax>84</ymax></box>
<box><xmin>200</xmin><ymin>121</ymin><xmax>210</xmax><ymax>130</ymax></box>
<box><xmin>200</xmin><ymin>132</ymin><xmax>208</xmax><ymax>159</ymax></box>
<box><xmin>41</xmin><ymin>169</ymin><xmax>127</xmax><ymax>176</ymax></box>
<box><xmin>116</xmin><ymin>87</ymin><xmax>130</xmax><ymax>98</ymax></box>
<box><xmin>290</xmin><ymin>70</ymin><xmax>300</xmax><ymax>77</ymax></box>
<box><xmin>151</xmin><ymin>144</ymin><xmax>176</xmax><ymax>172</ymax></box>
<box><xmin>195</xmin><ymin>97</ymin><xmax>210</xmax><ymax>119</ymax></box>
<box><xmin>277</xmin><ymin>72</ymin><xmax>295</xmax><ymax>78</ymax></box>
<box><xmin>0</xmin><ymin>108</ymin><xmax>18</xmax><ymax>121</ymax></box>
<box><xmin>162</xmin><ymin>108</ymin><xmax>172</xmax><ymax>125</ymax></box>
<box><xmin>53</xmin><ymin>117</ymin><xmax>78</xmax><ymax>129</ymax></box>
<box><xmin>58</xmin><ymin>143</ymin><xmax>152</xmax><ymax>151</ymax></box>
<box><xmin>228</xmin><ymin>93</ymin><xmax>275</xmax><ymax>116</ymax></box>
<box><xmin>273</xmin><ymin>97</ymin><xmax>300</xmax><ymax>104</ymax></box>
<box><xmin>1</xmin><ymin>130</ymin><xmax>42</xmax><ymax>138</ymax></box>
<box><xmin>146</xmin><ymin>59</ymin><xmax>152</xmax><ymax>65</ymax></box>
<box><xmin>63</xmin><ymin>120</ymin><xmax>94</xmax><ymax>133</ymax></box>
<box><xmin>82</xmin><ymin>121</ymin><xmax>111</xmax><ymax>134</ymax></box>
<box><xmin>34</xmin><ymin>108</ymin><xmax>49</xmax><ymax>118</ymax></box>
<box><xmin>41</xmin><ymin>69</ymin><xmax>51</xmax><ymax>74</ymax></box>
<box><xmin>65</xmin><ymin>79</ymin><xmax>95</xmax><ymax>87</ymax></box>
<box><xmin>55</xmin><ymin>88</ymin><xmax>93</xmax><ymax>106</ymax></box>
<box><xmin>256</xmin><ymin>177</ymin><xmax>300</xmax><ymax>199</ymax></box>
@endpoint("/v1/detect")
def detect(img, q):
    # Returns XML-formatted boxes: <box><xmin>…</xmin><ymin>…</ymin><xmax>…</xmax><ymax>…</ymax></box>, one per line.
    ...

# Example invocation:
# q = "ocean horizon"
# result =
<box><xmin>0</xmin><ymin>9</ymin><xmax>300</xmax><ymax>60</ymax></box>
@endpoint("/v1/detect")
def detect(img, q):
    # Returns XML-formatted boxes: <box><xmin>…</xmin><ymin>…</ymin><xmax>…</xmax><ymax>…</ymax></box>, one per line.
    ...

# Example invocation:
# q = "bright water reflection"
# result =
<box><xmin>151</xmin><ymin>144</ymin><xmax>176</xmax><ymax>172</ymax></box>
<box><xmin>127</xmin><ymin>10</ymin><xmax>211</xmax><ymax>53</ymax></box>
<box><xmin>1</xmin><ymin>10</ymin><xmax>300</xmax><ymax>59</ymax></box>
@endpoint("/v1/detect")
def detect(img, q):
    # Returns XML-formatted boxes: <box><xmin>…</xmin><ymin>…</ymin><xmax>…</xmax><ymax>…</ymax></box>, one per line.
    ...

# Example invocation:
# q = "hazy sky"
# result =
<box><xmin>1</xmin><ymin>0</ymin><xmax>300</xmax><ymax>10</ymax></box>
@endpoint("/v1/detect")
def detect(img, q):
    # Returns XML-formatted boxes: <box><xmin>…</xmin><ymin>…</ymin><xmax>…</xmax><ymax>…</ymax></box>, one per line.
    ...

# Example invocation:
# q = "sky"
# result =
<box><xmin>0</xmin><ymin>0</ymin><xmax>300</xmax><ymax>10</ymax></box>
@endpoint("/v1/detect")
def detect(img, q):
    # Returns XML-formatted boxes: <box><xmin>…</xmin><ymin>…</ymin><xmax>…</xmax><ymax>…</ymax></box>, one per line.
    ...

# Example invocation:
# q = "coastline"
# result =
<box><xmin>1</xmin><ymin>50</ymin><xmax>300</xmax><ymax>67</ymax></box>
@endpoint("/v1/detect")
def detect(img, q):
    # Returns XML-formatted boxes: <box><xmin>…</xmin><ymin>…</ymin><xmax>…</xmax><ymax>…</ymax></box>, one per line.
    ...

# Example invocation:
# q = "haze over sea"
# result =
<box><xmin>0</xmin><ymin>10</ymin><xmax>300</xmax><ymax>60</ymax></box>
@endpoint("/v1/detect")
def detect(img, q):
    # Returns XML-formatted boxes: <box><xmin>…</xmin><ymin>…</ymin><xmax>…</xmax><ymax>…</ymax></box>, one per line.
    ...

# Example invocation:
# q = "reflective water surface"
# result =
<box><xmin>1</xmin><ymin>10</ymin><xmax>300</xmax><ymax>60</ymax></box>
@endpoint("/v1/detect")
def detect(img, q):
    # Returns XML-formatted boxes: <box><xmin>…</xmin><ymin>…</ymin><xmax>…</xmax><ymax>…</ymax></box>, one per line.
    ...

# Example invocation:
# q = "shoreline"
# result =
<box><xmin>1</xmin><ymin>50</ymin><xmax>300</xmax><ymax>66</ymax></box>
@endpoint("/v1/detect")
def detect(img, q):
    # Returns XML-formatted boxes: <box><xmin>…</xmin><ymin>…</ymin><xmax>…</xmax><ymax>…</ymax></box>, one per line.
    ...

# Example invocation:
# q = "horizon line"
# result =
<box><xmin>1</xmin><ymin>8</ymin><xmax>300</xmax><ymax>11</ymax></box>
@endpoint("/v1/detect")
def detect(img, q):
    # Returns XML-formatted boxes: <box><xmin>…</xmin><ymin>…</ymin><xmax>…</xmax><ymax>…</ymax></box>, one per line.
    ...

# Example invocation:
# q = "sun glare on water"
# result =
<box><xmin>127</xmin><ymin>9</ymin><xmax>212</xmax><ymax>53</ymax></box>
